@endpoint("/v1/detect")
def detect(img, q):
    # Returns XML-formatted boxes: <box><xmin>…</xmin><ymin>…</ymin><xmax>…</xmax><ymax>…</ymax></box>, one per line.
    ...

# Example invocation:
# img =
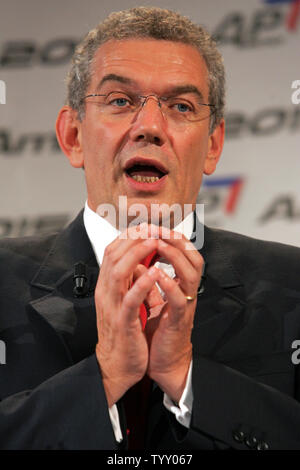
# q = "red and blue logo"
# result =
<box><xmin>263</xmin><ymin>0</ymin><xmax>300</xmax><ymax>30</ymax></box>
<box><xmin>202</xmin><ymin>177</ymin><xmax>244</xmax><ymax>214</ymax></box>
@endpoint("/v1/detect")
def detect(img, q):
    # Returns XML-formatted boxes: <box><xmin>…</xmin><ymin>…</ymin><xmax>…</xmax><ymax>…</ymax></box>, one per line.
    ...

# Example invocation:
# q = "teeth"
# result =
<box><xmin>131</xmin><ymin>175</ymin><xmax>160</xmax><ymax>183</ymax></box>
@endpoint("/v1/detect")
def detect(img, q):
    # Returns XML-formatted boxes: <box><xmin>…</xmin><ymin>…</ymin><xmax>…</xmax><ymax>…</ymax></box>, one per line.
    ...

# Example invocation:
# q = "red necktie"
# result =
<box><xmin>124</xmin><ymin>249</ymin><xmax>159</xmax><ymax>449</ymax></box>
<box><xmin>139</xmin><ymin>250</ymin><xmax>160</xmax><ymax>330</ymax></box>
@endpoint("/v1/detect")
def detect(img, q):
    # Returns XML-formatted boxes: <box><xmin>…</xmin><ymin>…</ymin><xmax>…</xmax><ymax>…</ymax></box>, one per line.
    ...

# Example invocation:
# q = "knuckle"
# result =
<box><xmin>122</xmin><ymin>294</ymin><xmax>135</xmax><ymax>311</ymax></box>
<box><xmin>178</xmin><ymin>298</ymin><xmax>187</xmax><ymax>311</ymax></box>
<box><xmin>189</xmin><ymin>272</ymin><xmax>199</xmax><ymax>286</ymax></box>
<box><xmin>104</xmin><ymin>245</ymin><xmax>117</xmax><ymax>263</ymax></box>
<box><xmin>104</xmin><ymin>244</ymin><xmax>112</xmax><ymax>257</ymax></box>
<box><xmin>195</xmin><ymin>257</ymin><xmax>204</xmax><ymax>270</ymax></box>
<box><xmin>111</xmin><ymin>269</ymin><xmax>122</xmax><ymax>282</ymax></box>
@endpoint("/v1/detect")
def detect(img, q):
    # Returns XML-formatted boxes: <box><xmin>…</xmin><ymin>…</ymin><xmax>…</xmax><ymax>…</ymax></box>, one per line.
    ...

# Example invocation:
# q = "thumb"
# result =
<box><xmin>133</xmin><ymin>265</ymin><xmax>164</xmax><ymax>309</ymax></box>
<box><xmin>132</xmin><ymin>264</ymin><xmax>148</xmax><ymax>282</ymax></box>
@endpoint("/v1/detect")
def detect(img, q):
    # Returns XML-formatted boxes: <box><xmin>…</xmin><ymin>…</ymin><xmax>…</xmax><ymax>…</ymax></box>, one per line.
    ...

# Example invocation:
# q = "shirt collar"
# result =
<box><xmin>83</xmin><ymin>200</ymin><xmax>194</xmax><ymax>266</ymax></box>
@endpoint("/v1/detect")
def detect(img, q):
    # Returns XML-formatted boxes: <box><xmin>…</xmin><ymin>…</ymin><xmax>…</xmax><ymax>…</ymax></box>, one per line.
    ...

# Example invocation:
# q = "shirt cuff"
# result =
<box><xmin>109</xmin><ymin>359</ymin><xmax>193</xmax><ymax>441</ymax></box>
<box><xmin>108</xmin><ymin>404</ymin><xmax>123</xmax><ymax>443</ymax></box>
<box><xmin>163</xmin><ymin>360</ymin><xmax>193</xmax><ymax>428</ymax></box>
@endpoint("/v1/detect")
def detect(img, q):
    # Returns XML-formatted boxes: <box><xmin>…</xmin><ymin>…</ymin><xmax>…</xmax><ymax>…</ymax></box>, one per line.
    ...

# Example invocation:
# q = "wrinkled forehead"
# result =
<box><xmin>89</xmin><ymin>38</ymin><xmax>209</xmax><ymax>98</ymax></box>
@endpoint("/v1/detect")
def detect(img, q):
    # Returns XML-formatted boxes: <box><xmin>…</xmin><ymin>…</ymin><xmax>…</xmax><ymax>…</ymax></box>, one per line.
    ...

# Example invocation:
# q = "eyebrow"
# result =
<box><xmin>95</xmin><ymin>74</ymin><xmax>205</xmax><ymax>101</ymax></box>
<box><xmin>165</xmin><ymin>85</ymin><xmax>204</xmax><ymax>101</ymax></box>
<box><xmin>95</xmin><ymin>74</ymin><xmax>135</xmax><ymax>91</ymax></box>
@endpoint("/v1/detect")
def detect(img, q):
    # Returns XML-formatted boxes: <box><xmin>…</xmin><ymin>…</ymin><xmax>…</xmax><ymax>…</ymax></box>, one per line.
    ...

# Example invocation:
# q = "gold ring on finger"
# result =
<box><xmin>185</xmin><ymin>295</ymin><xmax>197</xmax><ymax>302</ymax></box>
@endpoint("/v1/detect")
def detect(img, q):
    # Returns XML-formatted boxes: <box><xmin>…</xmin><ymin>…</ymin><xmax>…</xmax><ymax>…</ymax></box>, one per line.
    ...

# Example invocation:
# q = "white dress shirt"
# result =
<box><xmin>83</xmin><ymin>201</ymin><xmax>194</xmax><ymax>443</ymax></box>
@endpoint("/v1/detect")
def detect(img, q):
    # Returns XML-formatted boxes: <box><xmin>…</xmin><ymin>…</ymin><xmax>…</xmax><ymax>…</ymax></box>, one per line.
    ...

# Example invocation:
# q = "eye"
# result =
<box><xmin>110</xmin><ymin>97</ymin><xmax>130</xmax><ymax>107</ymax></box>
<box><xmin>175</xmin><ymin>103</ymin><xmax>192</xmax><ymax>113</ymax></box>
<box><xmin>106</xmin><ymin>92</ymin><xmax>133</xmax><ymax>108</ymax></box>
<box><xmin>169</xmin><ymin>99</ymin><xmax>194</xmax><ymax>114</ymax></box>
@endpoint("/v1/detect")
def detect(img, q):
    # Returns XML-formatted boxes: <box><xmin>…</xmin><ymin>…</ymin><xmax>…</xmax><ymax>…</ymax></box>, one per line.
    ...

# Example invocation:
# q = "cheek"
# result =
<box><xmin>82</xmin><ymin>118</ymin><xmax>124</xmax><ymax>168</ymax></box>
<box><xmin>176</xmin><ymin>128</ymin><xmax>208</xmax><ymax>174</ymax></box>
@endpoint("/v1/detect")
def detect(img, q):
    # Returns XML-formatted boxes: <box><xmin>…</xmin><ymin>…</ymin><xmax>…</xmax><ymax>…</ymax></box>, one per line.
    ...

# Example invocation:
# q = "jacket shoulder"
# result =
<box><xmin>210</xmin><ymin>228</ymin><xmax>300</xmax><ymax>289</ymax></box>
<box><xmin>0</xmin><ymin>232</ymin><xmax>58</xmax><ymax>279</ymax></box>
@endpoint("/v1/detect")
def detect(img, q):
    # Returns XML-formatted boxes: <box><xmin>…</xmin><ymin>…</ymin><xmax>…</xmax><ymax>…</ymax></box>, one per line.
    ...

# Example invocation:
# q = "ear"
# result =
<box><xmin>55</xmin><ymin>106</ymin><xmax>84</xmax><ymax>168</ymax></box>
<box><xmin>204</xmin><ymin>119</ymin><xmax>225</xmax><ymax>175</ymax></box>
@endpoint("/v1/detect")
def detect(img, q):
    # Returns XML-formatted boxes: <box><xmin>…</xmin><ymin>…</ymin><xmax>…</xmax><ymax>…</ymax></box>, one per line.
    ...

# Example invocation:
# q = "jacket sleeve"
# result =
<box><xmin>0</xmin><ymin>354</ymin><xmax>117</xmax><ymax>450</ymax></box>
<box><xmin>166</xmin><ymin>355</ymin><xmax>300</xmax><ymax>450</ymax></box>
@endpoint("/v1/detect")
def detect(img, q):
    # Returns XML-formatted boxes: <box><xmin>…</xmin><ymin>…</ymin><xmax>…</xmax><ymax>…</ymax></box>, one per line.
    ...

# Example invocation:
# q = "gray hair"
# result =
<box><xmin>66</xmin><ymin>6</ymin><xmax>225</xmax><ymax>133</ymax></box>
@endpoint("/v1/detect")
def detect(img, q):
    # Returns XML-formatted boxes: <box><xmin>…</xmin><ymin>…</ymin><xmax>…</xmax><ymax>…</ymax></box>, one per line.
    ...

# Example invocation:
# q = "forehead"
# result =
<box><xmin>90</xmin><ymin>39</ymin><xmax>209</xmax><ymax>96</ymax></box>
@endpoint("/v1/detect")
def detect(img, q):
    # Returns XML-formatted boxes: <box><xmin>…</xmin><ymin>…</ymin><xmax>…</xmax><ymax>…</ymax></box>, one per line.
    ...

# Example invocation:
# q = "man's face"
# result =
<box><xmin>68</xmin><ymin>39</ymin><xmax>224</xmax><ymax>227</ymax></box>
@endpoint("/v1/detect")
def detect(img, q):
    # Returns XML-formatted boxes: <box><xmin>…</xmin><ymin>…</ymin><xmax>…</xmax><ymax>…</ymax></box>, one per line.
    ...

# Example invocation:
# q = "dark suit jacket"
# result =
<box><xmin>0</xmin><ymin>209</ymin><xmax>300</xmax><ymax>450</ymax></box>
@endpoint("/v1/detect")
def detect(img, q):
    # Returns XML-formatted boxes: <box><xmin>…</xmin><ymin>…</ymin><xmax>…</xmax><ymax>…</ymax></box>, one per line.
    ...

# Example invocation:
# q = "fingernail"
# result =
<box><xmin>158</xmin><ymin>239</ymin><xmax>168</xmax><ymax>247</ymax></box>
<box><xmin>148</xmin><ymin>266</ymin><xmax>157</xmax><ymax>277</ymax></box>
<box><xmin>158</xmin><ymin>269</ymin><xmax>168</xmax><ymax>280</ymax></box>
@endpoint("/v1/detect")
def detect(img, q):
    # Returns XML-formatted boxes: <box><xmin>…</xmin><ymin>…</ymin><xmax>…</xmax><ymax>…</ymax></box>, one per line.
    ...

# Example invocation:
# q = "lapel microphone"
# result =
<box><xmin>73</xmin><ymin>262</ymin><xmax>88</xmax><ymax>297</ymax></box>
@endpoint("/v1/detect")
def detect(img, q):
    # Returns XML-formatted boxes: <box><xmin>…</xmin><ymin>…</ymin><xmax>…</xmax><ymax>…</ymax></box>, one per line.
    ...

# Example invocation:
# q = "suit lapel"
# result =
<box><xmin>28</xmin><ymin>210</ymin><xmax>99</xmax><ymax>363</ymax></box>
<box><xmin>191</xmin><ymin>219</ymin><xmax>246</xmax><ymax>358</ymax></box>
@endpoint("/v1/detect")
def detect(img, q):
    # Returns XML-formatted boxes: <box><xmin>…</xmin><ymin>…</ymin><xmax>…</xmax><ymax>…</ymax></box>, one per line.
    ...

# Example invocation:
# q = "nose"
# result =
<box><xmin>129</xmin><ymin>95</ymin><xmax>167</xmax><ymax>146</ymax></box>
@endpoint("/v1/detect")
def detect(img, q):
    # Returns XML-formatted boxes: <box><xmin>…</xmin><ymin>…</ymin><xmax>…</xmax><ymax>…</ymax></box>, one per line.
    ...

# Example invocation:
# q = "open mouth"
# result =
<box><xmin>126</xmin><ymin>164</ymin><xmax>166</xmax><ymax>183</ymax></box>
<box><xmin>124</xmin><ymin>158</ymin><xmax>168</xmax><ymax>184</ymax></box>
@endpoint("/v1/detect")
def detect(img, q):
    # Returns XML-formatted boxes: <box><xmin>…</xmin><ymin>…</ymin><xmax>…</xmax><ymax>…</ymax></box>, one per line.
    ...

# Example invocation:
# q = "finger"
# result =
<box><xmin>156</xmin><ymin>239</ymin><xmax>201</xmax><ymax>298</ymax></box>
<box><xmin>106</xmin><ymin>223</ymin><xmax>160</xmax><ymax>259</ymax></box>
<box><xmin>121</xmin><ymin>266</ymin><xmax>161</xmax><ymax>325</ymax></box>
<box><xmin>112</xmin><ymin>238</ymin><xmax>158</xmax><ymax>285</ymax></box>
<box><xmin>101</xmin><ymin>224</ymin><xmax>159</xmax><ymax>276</ymax></box>
<box><xmin>132</xmin><ymin>264</ymin><xmax>148</xmax><ymax>283</ymax></box>
<box><xmin>133</xmin><ymin>265</ymin><xmax>164</xmax><ymax>310</ymax></box>
<box><xmin>158</xmin><ymin>226</ymin><xmax>203</xmax><ymax>271</ymax></box>
<box><xmin>104</xmin><ymin>238</ymin><xmax>158</xmax><ymax>296</ymax></box>
<box><xmin>155</xmin><ymin>269</ymin><xmax>193</xmax><ymax>325</ymax></box>
<box><xmin>101</xmin><ymin>225</ymin><xmax>149</xmax><ymax>269</ymax></box>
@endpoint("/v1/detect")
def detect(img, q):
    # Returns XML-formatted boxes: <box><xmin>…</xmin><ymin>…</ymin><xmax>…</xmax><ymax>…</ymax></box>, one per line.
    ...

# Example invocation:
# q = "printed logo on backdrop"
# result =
<box><xmin>197</xmin><ymin>176</ymin><xmax>244</xmax><ymax>228</ymax></box>
<box><xmin>0</xmin><ymin>130</ymin><xmax>59</xmax><ymax>156</ymax></box>
<box><xmin>1</xmin><ymin>1</ymin><xmax>299</xmax><ymax>70</ymax></box>
<box><xmin>259</xmin><ymin>194</ymin><xmax>300</xmax><ymax>224</ymax></box>
<box><xmin>213</xmin><ymin>0</ymin><xmax>299</xmax><ymax>48</ymax></box>
<box><xmin>226</xmin><ymin>106</ymin><xmax>300</xmax><ymax>138</ymax></box>
<box><xmin>264</xmin><ymin>0</ymin><xmax>300</xmax><ymax>30</ymax></box>
<box><xmin>0</xmin><ymin>38</ymin><xmax>76</xmax><ymax>68</ymax></box>
<box><xmin>225</xmin><ymin>79</ymin><xmax>300</xmax><ymax>139</ymax></box>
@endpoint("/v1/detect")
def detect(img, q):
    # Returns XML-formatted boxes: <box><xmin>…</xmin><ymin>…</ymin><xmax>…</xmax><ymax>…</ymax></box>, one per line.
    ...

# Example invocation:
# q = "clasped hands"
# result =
<box><xmin>95</xmin><ymin>223</ymin><xmax>204</xmax><ymax>407</ymax></box>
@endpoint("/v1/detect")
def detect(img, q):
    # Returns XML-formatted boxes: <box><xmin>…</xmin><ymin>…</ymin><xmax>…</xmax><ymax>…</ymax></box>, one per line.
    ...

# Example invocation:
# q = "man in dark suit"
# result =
<box><xmin>1</xmin><ymin>7</ymin><xmax>300</xmax><ymax>450</ymax></box>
